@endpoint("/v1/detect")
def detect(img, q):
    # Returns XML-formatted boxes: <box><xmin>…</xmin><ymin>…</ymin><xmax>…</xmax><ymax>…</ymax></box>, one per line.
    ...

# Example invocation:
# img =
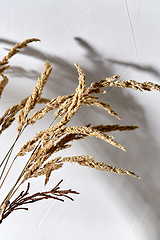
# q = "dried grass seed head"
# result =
<box><xmin>2</xmin><ymin>38</ymin><xmax>40</xmax><ymax>64</ymax></box>
<box><xmin>0</xmin><ymin>74</ymin><xmax>9</xmax><ymax>98</ymax></box>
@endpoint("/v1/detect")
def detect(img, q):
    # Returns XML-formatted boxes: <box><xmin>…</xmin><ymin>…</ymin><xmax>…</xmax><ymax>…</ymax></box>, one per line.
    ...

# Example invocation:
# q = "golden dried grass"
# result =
<box><xmin>1</xmin><ymin>38</ymin><xmax>160</xmax><ymax>217</ymax></box>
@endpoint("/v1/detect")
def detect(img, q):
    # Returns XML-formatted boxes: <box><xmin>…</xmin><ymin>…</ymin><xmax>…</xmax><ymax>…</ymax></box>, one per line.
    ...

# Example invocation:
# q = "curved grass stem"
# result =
<box><xmin>0</xmin><ymin>113</ymin><xmax>59</xmax><ymax>212</ymax></box>
<box><xmin>0</xmin><ymin>126</ymin><xmax>26</xmax><ymax>186</ymax></box>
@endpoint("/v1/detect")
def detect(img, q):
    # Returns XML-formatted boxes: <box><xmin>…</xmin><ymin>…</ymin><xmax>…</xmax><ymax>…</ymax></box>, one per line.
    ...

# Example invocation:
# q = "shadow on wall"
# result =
<box><xmin>0</xmin><ymin>37</ymin><xmax>160</xmax><ymax>239</ymax></box>
<box><xmin>108</xmin><ymin>58</ymin><xmax>160</xmax><ymax>78</ymax></box>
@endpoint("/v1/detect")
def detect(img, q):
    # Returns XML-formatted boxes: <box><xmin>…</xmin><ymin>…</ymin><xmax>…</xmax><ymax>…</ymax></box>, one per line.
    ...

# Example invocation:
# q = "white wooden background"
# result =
<box><xmin>0</xmin><ymin>1</ymin><xmax>160</xmax><ymax>239</ymax></box>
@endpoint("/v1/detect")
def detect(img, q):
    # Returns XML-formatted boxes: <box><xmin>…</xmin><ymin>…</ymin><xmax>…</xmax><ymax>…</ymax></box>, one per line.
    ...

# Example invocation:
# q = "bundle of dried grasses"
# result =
<box><xmin>0</xmin><ymin>38</ymin><xmax>159</xmax><ymax>223</ymax></box>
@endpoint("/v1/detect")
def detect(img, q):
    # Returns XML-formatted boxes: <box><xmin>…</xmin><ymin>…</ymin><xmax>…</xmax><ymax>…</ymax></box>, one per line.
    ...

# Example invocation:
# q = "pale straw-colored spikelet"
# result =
<box><xmin>144</xmin><ymin>81</ymin><xmax>160</xmax><ymax>91</ymax></box>
<box><xmin>22</xmin><ymin>130</ymin><xmax>82</xmax><ymax>183</ymax></box>
<box><xmin>0</xmin><ymin>39</ymin><xmax>40</xmax><ymax>104</ymax></box>
<box><xmin>36</xmin><ymin>60</ymin><xmax>53</xmax><ymax>93</ymax></box>
<box><xmin>23</xmin><ymin>151</ymin><xmax>55</xmax><ymax>182</ymax></box>
<box><xmin>0</xmin><ymin>109</ymin><xmax>10</xmax><ymax>126</ymax></box>
<box><xmin>83</xmin><ymin>97</ymin><xmax>121</xmax><ymax>120</ymax></box>
<box><xmin>16</xmin><ymin>60</ymin><xmax>53</xmax><ymax>133</ymax></box>
<box><xmin>61</xmin><ymin>155</ymin><xmax>93</xmax><ymax>162</ymax></box>
<box><xmin>34</xmin><ymin>124</ymin><xmax>70</xmax><ymax>144</ymax></box>
<box><xmin>23</xmin><ymin>87</ymin><xmax>39</xmax><ymax>119</ymax></box>
<box><xmin>17</xmin><ymin>140</ymin><xmax>36</xmax><ymax>156</ymax></box>
<box><xmin>106</xmin><ymin>79</ymin><xmax>160</xmax><ymax>92</ymax></box>
<box><xmin>27</xmin><ymin>146</ymin><xmax>42</xmax><ymax>167</ymax></box>
<box><xmin>61</xmin><ymin>155</ymin><xmax>140</xmax><ymax>178</ymax></box>
<box><xmin>22</xmin><ymin>172</ymin><xmax>31</xmax><ymax>182</ymax></box>
<box><xmin>65</xmin><ymin>126</ymin><xmax>125</xmax><ymax>151</ymax></box>
<box><xmin>91</xmin><ymin>161</ymin><xmax>140</xmax><ymax>178</ymax></box>
<box><xmin>45</xmin><ymin>133</ymin><xmax>72</xmax><ymax>154</ymax></box>
<box><xmin>54</xmin><ymin>95</ymin><xmax>74</xmax><ymax>118</ymax></box>
<box><xmin>32</xmin><ymin>154</ymin><xmax>51</xmax><ymax>173</ymax></box>
<box><xmin>17</xmin><ymin>110</ymin><xmax>25</xmax><ymax>133</ymax></box>
<box><xmin>58</xmin><ymin>64</ymin><xmax>86</xmax><ymax>126</ymax></box>
<box><xmin>24</xmin><ymin>139</ymin><xmax>57</xmax><ymax>174</ymax></box>
<box><xmin>74</xmin><ymin>64</ymin><xmax>86</xmax><ymax>96</ymax></box>
<box><xmin>86</xmin><ymin>75</ymin><xmax>160</xmax><ymax>93</ymax></box>
<box><xmin>32</xmin><ymin>157</ymin><xmax>62</xmax><ymax>185</ymax></box>
<box><xmin>25</xmin><ymin>157</ymin><xmax>44</xmax><ymax>178</ymax></box>
<box><xmin>0</xmin><ymin>65</ymin><xmax>10</xmax><ymax>75</ymax></box>
<box><xmin>128</xmin><ymin>80</ymin><xmax>160</xmax><ymax>92</ymax></box>
<box><xmin>0</xmin><ymin>96</ymin><xmax>50</xmax><ymax>134</ymax></box>
<box><xmin>0</xmin><ymin>116</ymin><xmax>15</xmax><ymax>134</ymax></box>
<box><xmin>23</xmin><ymin>60</ymin><xmax>53</xmax><ymax>119</ymax></box>
<box><xmin>1</xmin><ymin>38</ymin><xmax>40</xmax><ymax>64</ymax></box>
<box><xmin>37</xmin><ymin>97</ymin><xmax>51</xmax><ymax>104</ymax></box>
<box><xmin>55</xmin><ymin>132</ymin><xmax>85</xmax><ymax>148</ymax></box>
<box><xmin>86</xmin><ymin>75</ymin><xmax>121</xmax><ymax>94</ymax></box>
<box><xmin>0</xmin><ymin>38</ymin><xmax>40</xmax><ymax>112</ymax></box>
<box><xmin>109</xmin><ymin>80</ymin><xmax>143</xmax><ymax>91</ymax></box>
<box><xmin>0</xmin><ymin>74</ymin><xmax>9</xmax><ymax>98</ymax></box>
<box><xmin>0</xmin><ymin>66</ymin><xmax>10</xmax><ymax>96</ymax></box>
<box><xmin>33</xmin><ymin>129</ymin><xmax>47</xmax><ymax>142</ymax></box>
<box><xmin>0</xmin><ymin>61</ymin><xmax>9</xmax><ymax>67</ymax></box>
<box><xmin>0</xmin><ymin>104</ymin><xmax>20</xmax><ymax>134</ymax></box>
<box><xmin>54</xmin><ymin>144</ymin><xmax>72</xmax><ymax>153</ymax></box>
<box><xmin>18</xmin><ymin>96</ymin><xmax>50</xmax><ymax>110</ymax></box>
<box><xmin>83</xmin><ymin>95</ymin><xmax>99</xmax><ymax>102</ymax></box>
<box><xmin>28</xmin><ymin>94</ymin><xmax>74</xmax><ymax>125</ymax></box>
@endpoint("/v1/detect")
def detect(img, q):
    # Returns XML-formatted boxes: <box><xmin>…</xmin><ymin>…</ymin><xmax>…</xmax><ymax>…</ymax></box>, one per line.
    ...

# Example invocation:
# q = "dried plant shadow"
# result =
<box><xmin>108</xmin><ymin>58</ymin><xmax>160</xmax><ymax>79</ymax></box>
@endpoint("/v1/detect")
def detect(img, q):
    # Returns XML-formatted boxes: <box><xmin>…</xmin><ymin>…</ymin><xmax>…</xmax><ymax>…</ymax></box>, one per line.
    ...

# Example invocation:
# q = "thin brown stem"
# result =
<box><xmin>0</xmin><ymin>180</ymin><xmax>79</xmax><ymax>224</ymax></box>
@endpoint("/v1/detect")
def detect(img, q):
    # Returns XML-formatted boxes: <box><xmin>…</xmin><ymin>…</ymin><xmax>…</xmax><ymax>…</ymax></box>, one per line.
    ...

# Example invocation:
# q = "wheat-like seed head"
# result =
<box><xmin>23</xmin><ymin>60</ymin><xmax>53</xmax><ymax>119</ymax></box>
<box><xmin>1</xmin><ymin>38</ymin><xmax>40</xmax><ymax>64</ymax></box>
<box><xmin>61</xmin><ymin>155</ymin><xmax>140</xmax><ymax>178</ymax></box>
<box><xmin>0</xmin><ymin>74</ymin><xmax>9</xmax><ymax>98</ymax></box>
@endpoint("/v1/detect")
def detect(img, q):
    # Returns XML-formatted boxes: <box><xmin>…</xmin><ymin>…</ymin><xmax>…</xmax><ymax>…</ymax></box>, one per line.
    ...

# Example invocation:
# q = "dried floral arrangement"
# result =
<box><xmin>0</xmin><ymin>38</ymin><xmax>160</xmax><ymax>224</ymax></box>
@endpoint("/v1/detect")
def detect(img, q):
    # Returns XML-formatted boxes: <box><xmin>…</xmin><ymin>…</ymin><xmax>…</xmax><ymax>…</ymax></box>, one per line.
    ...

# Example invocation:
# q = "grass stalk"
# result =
<box><xmin>0</xmin><ymin>114</ymin><xmax>59</xmax><ymax>211</ymax></box>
